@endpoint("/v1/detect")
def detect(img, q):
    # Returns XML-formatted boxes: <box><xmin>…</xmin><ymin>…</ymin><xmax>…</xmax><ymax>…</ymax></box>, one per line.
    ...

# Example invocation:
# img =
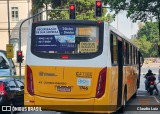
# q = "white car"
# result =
<box><xmin>0</xmin><ymin>51</ymin><xmax>16</xmax><ymax>76</ymax></box>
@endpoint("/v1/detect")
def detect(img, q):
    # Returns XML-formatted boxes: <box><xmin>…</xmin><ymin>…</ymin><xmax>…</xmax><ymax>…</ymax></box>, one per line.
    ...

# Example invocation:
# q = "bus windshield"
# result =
<box><xmin>33</xmin><ymin>25</ymin><xmax>99</xmax><ymax>54</ymax></box>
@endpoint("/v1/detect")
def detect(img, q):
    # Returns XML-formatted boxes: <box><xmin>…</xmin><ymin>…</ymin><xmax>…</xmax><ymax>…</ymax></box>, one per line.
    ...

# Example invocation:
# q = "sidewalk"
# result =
<box><xmin>142</xmin><ymin>63</ymin><xmax>160</xmax><ymax>68</ymax></box>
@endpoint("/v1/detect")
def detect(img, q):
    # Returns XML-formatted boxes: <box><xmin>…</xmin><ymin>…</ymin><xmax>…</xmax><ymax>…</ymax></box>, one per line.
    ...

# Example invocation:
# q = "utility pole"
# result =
<box><xmin>7</xmin><ymin>0</ymin><xmax>10</xmax><ymax>43</ymax></box>
<box><xmin>158</xmin><ymin>13</ymin><xmax>160</xmax><ymax>57</ymax></box>
<box><xmin>158</xmin><ymin>13</ymin><xmax>160</xmax><ymax>42</ymax></box>
<box><xmin>7</xmin><ymin>0</ymin><xmax>13</xmax><ymax>77</ymax></box>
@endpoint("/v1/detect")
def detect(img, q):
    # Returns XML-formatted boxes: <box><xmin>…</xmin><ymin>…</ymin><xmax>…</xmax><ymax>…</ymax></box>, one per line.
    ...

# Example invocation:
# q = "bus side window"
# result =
<box><xmin>135</xmin><ymin>49</ymin><xmax>137</xmax><ymax>64</ymax></box>
<box><xmin>129</xmin><ymin>44</ymin><xmax>132</xmax><ymax>64</ymax></box>
<box><xmin>126</xmin><ymin>43</ymin><xmax>129</xmax><ymax>64</ymax></box>
<box><xmin>123</xmin><ymin>41</ymin><xmax>126</xmax><ymax>65</ymax></box>
<box><xmin>110</xmin><ymin>33</ymin><xmax>118</xmax><ymax>65</ymax></box>
<box><xmin>132</xmin><ymin>46</ymin><xmax>135</xmax><ymax>64</ymax></box>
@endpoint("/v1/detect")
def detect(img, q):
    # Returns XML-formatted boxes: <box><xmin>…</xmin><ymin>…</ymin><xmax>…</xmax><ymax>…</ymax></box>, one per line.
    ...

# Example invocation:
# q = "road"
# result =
<box><xmin>16</xmin><ymin>66</ymin><xmax>160</xmax><ymax>114</ymax></box>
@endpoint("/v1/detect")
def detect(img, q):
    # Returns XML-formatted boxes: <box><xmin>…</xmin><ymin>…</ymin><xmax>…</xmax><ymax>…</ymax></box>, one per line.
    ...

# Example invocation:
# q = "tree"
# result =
<box><xmin>131</xmin><ymin>36</ymin><xmax>153</xmax><ymax>57</ymax></box>
<box><xmin>32</xmin><ymin>0</ymin><xmax>51</xmax><ymax>20</ymax></box>
<box><xmin>131</xmin><ymin>22</ymin><xmax>159</xmax><ymax>57</ymax></box>
<box><xmin>104</xmin><ymin>0</ymin><xmax>160</xmax><ymax>22</ymax></box>
<box><xmin>104</xmin><ymin>0</ymin><xmax>160</xmax><ymax>57</ymax></box>
<box><xmin>137</xmin><ymin>22</ymin><xmax>145</xmax><ymax>29</ymax></box>
<box><xmin>137</xmin><ymin>22</ymin><xmax>159</xmax><ymax>42</ymax></box>
<box><xmin>32</xmin><ymin>0</ymin><xmax>113</xmax><ymax>21</ymax></box>
<box><xmin>49</xmin><ymin>0</ymin><xmax>113</xmax><ymax>21</ymax></box>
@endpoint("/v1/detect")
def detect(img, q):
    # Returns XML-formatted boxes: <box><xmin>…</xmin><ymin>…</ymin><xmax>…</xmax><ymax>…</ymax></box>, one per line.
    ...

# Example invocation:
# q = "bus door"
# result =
<box><xmin>117</xmin><ymin>37</ymin><xmax>123</xmax><ymax>107</ymax></box>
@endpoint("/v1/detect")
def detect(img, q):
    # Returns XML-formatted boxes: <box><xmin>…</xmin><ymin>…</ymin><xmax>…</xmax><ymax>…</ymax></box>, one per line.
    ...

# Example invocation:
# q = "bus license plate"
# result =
<box><xmin>57</xmin><ymin>86</ymin><xmax>71</xmax><ymax>92</ymax></box>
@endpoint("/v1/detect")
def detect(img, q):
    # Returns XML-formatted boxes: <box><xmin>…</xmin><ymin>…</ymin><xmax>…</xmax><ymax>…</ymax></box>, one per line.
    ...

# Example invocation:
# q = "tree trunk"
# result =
<box><xmin>45</xmin><ymin>3</ymin><xmax>48</xmax><ymax>20</ymax></box>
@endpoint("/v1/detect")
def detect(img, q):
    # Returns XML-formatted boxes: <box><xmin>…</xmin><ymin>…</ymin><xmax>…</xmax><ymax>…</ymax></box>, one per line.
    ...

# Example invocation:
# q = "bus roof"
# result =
<box><xmin>108</xmin><ymin>23</ymin><xmax>139</xmax><ymax>50</ymax></box>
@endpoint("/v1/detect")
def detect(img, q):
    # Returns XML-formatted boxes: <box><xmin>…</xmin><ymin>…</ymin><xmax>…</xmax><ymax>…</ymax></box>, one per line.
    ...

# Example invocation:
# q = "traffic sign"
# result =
<box><xmin>6</xmin><ymin>44</ymin><xmax>14</xmax><ymax>58</ymax></box>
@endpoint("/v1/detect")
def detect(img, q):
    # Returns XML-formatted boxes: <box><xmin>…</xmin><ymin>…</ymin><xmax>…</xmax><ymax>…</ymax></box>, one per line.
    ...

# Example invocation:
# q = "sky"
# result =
<box><xmin>109</xmin><ymin>11</ymin><xmax>139</xmax><ymax>39</ymax></box>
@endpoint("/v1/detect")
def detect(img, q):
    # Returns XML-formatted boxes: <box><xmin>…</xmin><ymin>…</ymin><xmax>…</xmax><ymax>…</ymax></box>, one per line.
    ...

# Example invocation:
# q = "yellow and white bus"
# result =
<box><xmin>24</xmin><ymin>20</ymin><xmax>143</xmax><ymax>113</ymax></box>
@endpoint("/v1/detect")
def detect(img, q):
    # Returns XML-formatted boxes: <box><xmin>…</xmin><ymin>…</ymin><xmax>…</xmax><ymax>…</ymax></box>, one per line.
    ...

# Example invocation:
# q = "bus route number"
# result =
<box><xmin>79</xmin><ymin>86</ymin><xmax>88</xmax><ymax>90</ymax></box>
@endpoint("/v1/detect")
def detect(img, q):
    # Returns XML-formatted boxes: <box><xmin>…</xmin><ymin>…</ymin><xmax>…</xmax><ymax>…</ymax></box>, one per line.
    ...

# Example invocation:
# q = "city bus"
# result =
<box><xmin>24</xmin><ymin>20</ymin><xmax>143</xmax><ymax>113</ymax></box>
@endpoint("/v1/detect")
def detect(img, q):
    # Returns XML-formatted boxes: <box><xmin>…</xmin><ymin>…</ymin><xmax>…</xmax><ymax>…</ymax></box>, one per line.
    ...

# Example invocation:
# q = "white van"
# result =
<box><xmin>0</xmin><ymin>51</ymin><xmax>16</xmax><ymax>76</ymax></box>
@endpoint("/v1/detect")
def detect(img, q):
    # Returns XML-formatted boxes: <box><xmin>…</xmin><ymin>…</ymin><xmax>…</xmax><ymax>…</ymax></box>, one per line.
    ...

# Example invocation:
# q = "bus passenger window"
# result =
<box><xmin>123</xmin><ymin>41</ymin><xmax>126</xmax><ymax>64</ymax></box>
<box><xmin>132</xmin><ymin>47</ymin><xmax>135</xmax><ymax>64</ymax></box>
<box><xmin>129</xmin><ymin>44</ymin><xmax>132</xmax><ymax>64</ymax></box>
<box><xmin>126</xmin><ymin>43</ymin><xmax>129</xmax><ymax>64</ymax></box>
<box><xmin>135</xmin><ymin>49</ymin><xmax>138</xmax><ymax>64</ymax></box>
<box><xmin>110</xmin><ymin>34</ymin><xmax>117</xmax><ymax>65</ymax></box>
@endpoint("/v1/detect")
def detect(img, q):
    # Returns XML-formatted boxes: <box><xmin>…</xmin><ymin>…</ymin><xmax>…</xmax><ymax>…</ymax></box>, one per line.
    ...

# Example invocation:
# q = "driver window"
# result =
<box><xmin>0</xmin><ymin>56</ymin><xmax>9</xmax><ymax>69</ymax></box>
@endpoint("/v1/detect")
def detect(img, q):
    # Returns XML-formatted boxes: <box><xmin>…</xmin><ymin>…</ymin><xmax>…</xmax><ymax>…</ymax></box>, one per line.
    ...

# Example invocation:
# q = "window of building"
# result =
<box><xmin>11</xmin><ymin>7</ymin><xmax>19</xmax><ymax>21</ymax></box>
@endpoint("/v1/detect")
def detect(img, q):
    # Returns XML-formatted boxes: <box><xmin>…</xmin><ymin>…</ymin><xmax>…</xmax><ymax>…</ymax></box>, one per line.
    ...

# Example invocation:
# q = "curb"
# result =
<box><xmin>141</xmin><ymin>73</ymin><xmax>159</xmax><ymax>75</ymax></box>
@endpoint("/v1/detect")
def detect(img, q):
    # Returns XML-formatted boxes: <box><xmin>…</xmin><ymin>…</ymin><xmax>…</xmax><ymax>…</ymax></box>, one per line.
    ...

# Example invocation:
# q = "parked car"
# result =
<box><xmin>0</xmin><ymin>50</ymin><xmax>16</xmax><ymax>76</ymax></box>
<box><xmin>0</xmin><ymin>77</ymin><xmax>24</xmax><ymax>106</ymax></box>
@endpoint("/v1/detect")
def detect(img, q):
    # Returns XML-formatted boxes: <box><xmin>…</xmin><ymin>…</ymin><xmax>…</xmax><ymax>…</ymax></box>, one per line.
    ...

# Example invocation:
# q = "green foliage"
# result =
<box><xmin>137</xmin><ymin>22</ymin><xmax>159</xmax><ymax>43</ymax></box>
<box><xmin>131</xmin><ymin>22</ymin><xmax>159</xmax><ymax>57</ymax></box>
<box><xmin>49</xmin><ymin>0</ymin><xmax>113</xmax><ymax>21</ymax></box>
<box><xmin>32</xmin><ymin>0</ymin><xmax>51</xmax><ymax>11</ymax></box>
<box><xmin>104</xmin><ymin>0</ymin><xmax>160</xmax><ymax>22</ymax></box>
<box><xmin>32</xmin><ymin>0</ymin><xmax>113</xmax><ymax>21</ymax></box>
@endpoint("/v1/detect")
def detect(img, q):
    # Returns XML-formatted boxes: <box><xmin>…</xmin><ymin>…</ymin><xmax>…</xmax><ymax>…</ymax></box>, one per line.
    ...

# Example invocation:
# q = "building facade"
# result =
<box><xmin>0</xmin><ymin>0</ymin><xmax>32</xmax><ymax>61</ymax></box>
